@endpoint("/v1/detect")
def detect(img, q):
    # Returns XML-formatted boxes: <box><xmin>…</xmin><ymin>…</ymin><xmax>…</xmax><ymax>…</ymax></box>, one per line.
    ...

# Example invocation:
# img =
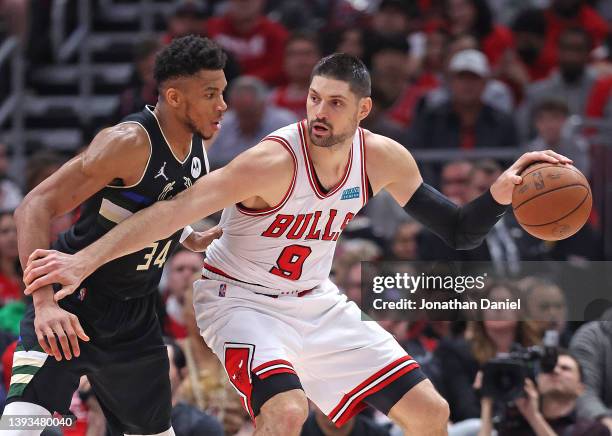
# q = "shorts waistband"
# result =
<box><xmin>200</xmin><ymin>275</ymin><xmax>313</xmax><ymax>298</ymax></box>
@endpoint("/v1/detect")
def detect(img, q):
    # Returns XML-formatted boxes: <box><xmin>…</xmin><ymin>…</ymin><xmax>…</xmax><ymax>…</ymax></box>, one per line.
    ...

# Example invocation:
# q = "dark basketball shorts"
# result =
<box><xmin>6</xmin><ymin>289</ymin><xmax>171</xmax><ymax>435</ymax></box>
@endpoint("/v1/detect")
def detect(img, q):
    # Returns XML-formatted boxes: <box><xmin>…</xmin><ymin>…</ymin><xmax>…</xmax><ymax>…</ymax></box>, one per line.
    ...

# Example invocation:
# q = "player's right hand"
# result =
<box><xmin>33</xmin><ymin>300</ymin><xmax>89</xmax><ymax>361</ymax></box>
<box><xmin>23</xmin><ymin>249</ymin><xmax>91</xmax><ymax>301</ymax></box>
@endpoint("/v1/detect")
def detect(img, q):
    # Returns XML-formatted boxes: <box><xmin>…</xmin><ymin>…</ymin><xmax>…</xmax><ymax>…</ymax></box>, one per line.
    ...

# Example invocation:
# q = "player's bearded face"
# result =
<box><xmin>307</xmin><ymin>114</ymin><xmax>357</xmax><ymax>148</ymax></box>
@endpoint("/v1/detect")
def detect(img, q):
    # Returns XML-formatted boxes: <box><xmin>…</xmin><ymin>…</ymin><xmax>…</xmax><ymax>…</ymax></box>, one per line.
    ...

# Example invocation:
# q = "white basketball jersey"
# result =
<box><xmin>204</xmin><ymin>120</ymin><xmax>369</xmax><ymax>295</ymax></box>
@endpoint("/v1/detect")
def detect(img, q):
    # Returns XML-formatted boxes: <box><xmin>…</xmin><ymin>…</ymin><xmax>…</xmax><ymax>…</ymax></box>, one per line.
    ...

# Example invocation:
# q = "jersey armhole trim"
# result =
<box><xmin>202</xmin><ymin>138</ymin><xmax>211</xmax><ymax>175</ymax></box>
<box><xmin>235</xmin><ymin>135</ymin><xmax>298</xmax><ymax>217</ymax></box>
<box><xmin>105</xmin><ymin>121</ymin><xmax>153</xmax><ymax>189</ymax></box>
<box><xmin>359</xmin><ymin>127</ymin><xmax>369</xmax><ymax>206</ymax></box>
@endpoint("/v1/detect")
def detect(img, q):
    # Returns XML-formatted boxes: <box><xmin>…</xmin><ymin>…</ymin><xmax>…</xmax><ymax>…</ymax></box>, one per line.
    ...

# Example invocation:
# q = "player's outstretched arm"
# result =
<box><xmin>16</xmin><ymin>123</ymin><xmax>149</xmax><ymax>359</ymax></box>
<box><xmin>23</xmin><ymin>139</ymin><xmax>293</xmax><ymax>299</ymax></box>
<box><xmin>366</xmin><ymin>132</ymin><xmax>572</xmax><ymax>250</ymax></box>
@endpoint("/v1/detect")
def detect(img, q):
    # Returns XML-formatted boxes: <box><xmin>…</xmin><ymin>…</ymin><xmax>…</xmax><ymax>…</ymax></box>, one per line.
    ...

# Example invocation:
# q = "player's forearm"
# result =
<box><xmin>15</xmin><ymin>199</ymin><xmax>57</xmax><ymax>306</ymax></box>
<box><xmin>79</xmin><ymin>192</ymin><xmax>205</xmax><ymax>273</ymax></box>
<box><xmin>403</xmin><ymin>183</ymin><xmax>508</xmax><ymax>250</ymax></box>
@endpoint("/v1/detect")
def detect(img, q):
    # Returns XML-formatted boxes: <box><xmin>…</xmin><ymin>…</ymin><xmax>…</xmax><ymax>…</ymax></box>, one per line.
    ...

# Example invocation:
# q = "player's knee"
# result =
<box><xmin>391</xmin><ymin>380</ymin><xmax>449</xmax><ymax>432</ymax></box>
<box><xmin>260</xmin><ymin>391</ymin><xmax>308</xmax><ymax>431</ymax></box>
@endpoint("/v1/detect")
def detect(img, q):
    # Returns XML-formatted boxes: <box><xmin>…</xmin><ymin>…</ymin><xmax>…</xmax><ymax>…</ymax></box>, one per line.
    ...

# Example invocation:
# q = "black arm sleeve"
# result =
<box><xmin>403</xmin><ymin>183</ymin><xmax>509</xmax><ymax>250</ymax></box>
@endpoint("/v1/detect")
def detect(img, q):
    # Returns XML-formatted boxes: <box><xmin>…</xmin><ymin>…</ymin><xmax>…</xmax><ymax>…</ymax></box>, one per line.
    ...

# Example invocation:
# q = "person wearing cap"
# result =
<box><xmin>408</xmin><ymin>49</ymin><xmax>518</xmax><ymax>150</ymax></box>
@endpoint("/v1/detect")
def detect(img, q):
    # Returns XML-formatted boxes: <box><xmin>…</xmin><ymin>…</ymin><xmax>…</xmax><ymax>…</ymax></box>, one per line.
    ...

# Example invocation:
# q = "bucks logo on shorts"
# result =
<box><xmin>7</xmin><ymin>343</ymin><xmax>48</xmax><ymax>398</ymax></box>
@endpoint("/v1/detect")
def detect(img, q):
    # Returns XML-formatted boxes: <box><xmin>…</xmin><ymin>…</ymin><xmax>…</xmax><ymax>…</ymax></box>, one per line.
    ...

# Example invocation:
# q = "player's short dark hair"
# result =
<box><xmin>154</xmin><ymin>35</ymin><xmax>227</xmax><ymax>87</ymax></box>
<box><xmin>310</xmin><ymin>53</ymin><xmax>371</xmax><ymax>98</ymax></box>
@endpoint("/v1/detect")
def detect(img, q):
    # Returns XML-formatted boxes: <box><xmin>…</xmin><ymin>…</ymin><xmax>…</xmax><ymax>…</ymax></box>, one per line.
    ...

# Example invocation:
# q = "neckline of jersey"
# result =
<box><xmin>298</xmin><ymin>120</ymin><xmax>354</xmax><ymax>199</ymax></box>
<box><xmin>146</xmin><ymin>105</ymin><xmax>193</xmax><ymax>165</ymax></box>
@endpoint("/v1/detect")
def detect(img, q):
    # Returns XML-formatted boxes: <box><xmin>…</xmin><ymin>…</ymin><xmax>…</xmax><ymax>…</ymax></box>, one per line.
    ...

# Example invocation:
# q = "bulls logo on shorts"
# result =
<box><xmin>224</xmin><ymin>343</ymin><xmax>255</xmax><ymax>419</ymax></box>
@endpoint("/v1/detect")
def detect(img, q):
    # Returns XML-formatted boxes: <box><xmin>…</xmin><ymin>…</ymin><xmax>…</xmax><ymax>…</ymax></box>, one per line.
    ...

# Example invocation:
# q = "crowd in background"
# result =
<box><xmin>0</xmin><ymin>0</ymin><xmax>611</xmax><ymax>435</ymax></box>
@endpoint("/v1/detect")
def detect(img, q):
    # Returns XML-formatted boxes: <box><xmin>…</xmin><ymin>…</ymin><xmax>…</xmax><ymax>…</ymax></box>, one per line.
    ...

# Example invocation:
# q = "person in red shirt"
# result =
<box><xmin>206</xmin><ymin>0</ymin><xmax>288</xmax><ymax>86</ymax></box>
<box><xmin>270</xmin><ymin>32</ymin><xmax>321</xmax><ymax>120</ymax></box>
<box><xmin>443</xmin><ymin>0</ymin><xmax>514</xmax><ymax>67</ymax></box>
<box><xmin>539</xmin><ymin>0</ymin><xmax>610</xmax><ymax>77</ymax></box>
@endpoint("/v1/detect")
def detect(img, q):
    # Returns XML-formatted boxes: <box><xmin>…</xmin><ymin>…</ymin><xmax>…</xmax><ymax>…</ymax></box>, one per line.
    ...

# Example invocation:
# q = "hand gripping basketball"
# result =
<box><xmin>489</xmin><ymin>150</ymin><xmax>572</xmax><ymax>206</ymax></box>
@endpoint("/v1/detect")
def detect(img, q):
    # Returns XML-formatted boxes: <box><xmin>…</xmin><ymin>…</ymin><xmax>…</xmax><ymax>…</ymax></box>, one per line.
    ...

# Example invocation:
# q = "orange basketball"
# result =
<box><xmin>512</xmin><ymin>162</ymin><xmax>592</xmax><ymax>241</ymax></box>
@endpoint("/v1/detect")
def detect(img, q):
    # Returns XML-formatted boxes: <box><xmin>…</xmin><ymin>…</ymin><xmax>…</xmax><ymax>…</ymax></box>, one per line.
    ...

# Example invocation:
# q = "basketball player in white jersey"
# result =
<box><xmin>23</xmin><ymin>54</ymin><xmax>570</xmax><ymax>435</ymax></box>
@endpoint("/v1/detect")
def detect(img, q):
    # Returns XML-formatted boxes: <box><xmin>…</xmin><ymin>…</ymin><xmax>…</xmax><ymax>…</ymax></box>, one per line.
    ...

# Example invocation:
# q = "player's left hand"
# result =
<box><xmin>182</xmin><ymin>226</ymin><xmax>223</xmax><ymax>252</ymax></box>
<box><xmin>490</xmin><ymin>150</ymin><xmax>572</xmax><ymax>205</ymax></box>
<box><xmin>23</xmin><ymin>249</ymin><xmax>91</xmax><ymax>301</ymax></box>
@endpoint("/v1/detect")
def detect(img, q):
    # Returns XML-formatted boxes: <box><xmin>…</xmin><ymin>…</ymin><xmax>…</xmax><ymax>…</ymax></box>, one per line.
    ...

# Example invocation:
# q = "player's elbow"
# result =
<box><xmin>455</xmin><ymin>237</ymin><xmax>485</xmax><ymax>250</ymax></box>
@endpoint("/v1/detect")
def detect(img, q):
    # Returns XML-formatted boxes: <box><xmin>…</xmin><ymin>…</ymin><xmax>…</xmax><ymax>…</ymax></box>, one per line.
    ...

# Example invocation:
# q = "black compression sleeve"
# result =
<box><xmin>403</xmin><ymin>183</ymin><xmax>509</xmax><ymax>250</ymax></box>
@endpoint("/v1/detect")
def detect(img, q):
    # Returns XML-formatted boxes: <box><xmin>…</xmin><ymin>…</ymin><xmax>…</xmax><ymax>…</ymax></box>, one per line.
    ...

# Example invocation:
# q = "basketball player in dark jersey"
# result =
<box><xmin>2</xmin><ymin>36</ymin><xmax>227</xmax><ymax>435</ymax></box>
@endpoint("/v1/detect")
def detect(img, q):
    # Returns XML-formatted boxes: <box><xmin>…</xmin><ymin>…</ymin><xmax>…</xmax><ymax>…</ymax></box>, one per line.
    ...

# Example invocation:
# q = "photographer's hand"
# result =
<box><xmin>516</xmin><ymin>379</ymin><xmax>558</xmax><ymax>436</ymax></box>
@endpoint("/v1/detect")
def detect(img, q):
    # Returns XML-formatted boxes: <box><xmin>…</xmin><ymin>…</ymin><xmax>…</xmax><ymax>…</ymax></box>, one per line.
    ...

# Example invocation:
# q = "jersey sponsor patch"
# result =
<box><xmin>191</xmin><ymin>157</ymin><xmax>202</xmax><ymax>178</ymax></box>
<box><xmin>340</xmin><ymin>186</ymin><xmax>360</xmax><ymax>200</ymax></box>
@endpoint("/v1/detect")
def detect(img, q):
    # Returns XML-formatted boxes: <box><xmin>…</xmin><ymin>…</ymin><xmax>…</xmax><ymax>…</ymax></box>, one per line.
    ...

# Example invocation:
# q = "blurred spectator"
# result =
<box><xmin>526</xmin><ymin>98</ymin><xmax>590</xmax><ymax>175</ymax></box>
<box><xmin>443</xmin><ymin>0</ymin><xmax>514</xmax><ymax>67</ymax></box>
<box><xmin>369</xmin><ymin>36</ymin><xmax>411</xmax><ymax>111</ymax></box>
<box><xmin>0</xmin><ymin>211</ymin><xmax>21</xmax><ymax>306</ymax></box>
<box><xmin>409</xmin><ymin>49</ymin><xmax>518</xmax><ymax>149</ymax></box>
<box><xmin>388</xmin><ymin>221</ymin><xmax>422</xmax><ymax>261</ymax></box>
<box><xmin>440</xmin><ymin>160</ymin><xmax>473</xmax><ymax>205</ymax></box>
<box><xmin>333</xmin><ymin>28</ymin><xmax>366</xmax><ymax>59</ymax></box>
<box><xmin>432</xmin><ymin>33</ymin><xmax>515</xmax><ymax>115</ymax></box>
<box><xmin>570</xmin><ymin>307</ymin><xmax>612</xmax><ymax>433</ymax></box>
<box><xmin>511</xmin><ymin>8</ymin><xmax>551</xmax><ymax>82</ymax></box>
<box><xmin>300</xmin><ymin>403</ymin><xmax>390</xmax><ymax>436</ymax></box>
<box><xmin>0</xmin><ymin>143</ymin><xmax>22</xmax><ymax>211</ymax></box>
<box><xmin>361</xmin><ymin>87</ymin><xmax>411</xmax><ymax>144</ymax></box>
<box><xmin>523</xmin><ymin>278</ymin><xmax>572</xmax><ymax>347</ymax></box>
<box><xmin>113</xmin><ymin>38</ymin><xmax>160</xmax><ymax>124</ymax></box>
<box><xmin>206</xmin><ymin>0</ymin><xmax>289</xmax><ymax>86</ymax></box>
<box><xmin>388</xmin><ymin>29</ymin><xmax>449</xmax><ymax>127</ymax></box>
<box><xmin>165</xmin><ymin>337</ymin><xmax>224</xmax><ymax>436</ymax></box>
<box><xmin>371</xmin><ymin>0</ymin><xmax>416</xmax><ymax>38</ymax></box>
<box><xmin>435</xmin><ymin>282</ymin><xmax>540</xmax><ymax>422</ymax></box>
<box><xmin>585</xmin><ymin>72</ymin><xmax>612</xmax><ymax>122</ymax></box>
<box><xmin>162</xmin><ymin>248</ymin><xmax>203</xmax><ymax>339</ymax></box>
<box><xmin>162</xmin><ymin>1</ymin><xmax>209</xmax><ymax>45</ymax></box>
<box><xmin>386</xmin><ymin>29</ymin><xmax>448</xmax><ymax>128</ymax></box>
<box><xmin>479</xmin><ymin>350</ymin><xmax>611</xmax><ymax>436</ymax></box>
<box><xmin>209</xmin><ymin>76</ymin><xmax>296</xmax><ymax>168</ymax></box>
<box><xmin>539</xmin><ymin>0</ymin><xmax>609</xmax><ymax>76</ymax></box>
<box><xmin>488</xmin><ymin>0</ymin><xmax>550</xmax><ymax>26</ymax></box>
<box><xmin>270</xmin><ymin>32</ymin><xmax>321</xmax><ymax>119</ymax></box>
<box><xmin>519</xmin><ymin>28</ymin><xmax>598</xmax><ymax>140</ymax></box>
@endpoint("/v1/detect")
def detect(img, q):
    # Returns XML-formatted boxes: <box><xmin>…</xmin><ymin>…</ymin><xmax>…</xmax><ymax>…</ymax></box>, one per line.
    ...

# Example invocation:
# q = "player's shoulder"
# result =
<box><xmin>87</xmin><ymin>122</ymin><xmax>149</xmax><ymax>157</ymax></box>
<box><xmin>81</xmin><ymin>122</ymin><xmax>150</xmax><ymax>175</ymax></box>
<box><xmin>225</xmin><ymin>134</ymin><xmax>295</xmax><ymax>183</ymax></box>
<box><xmin>361</xmin><ymin>128</ymin><xmax>411</xmax><ymax>162</ymax></box>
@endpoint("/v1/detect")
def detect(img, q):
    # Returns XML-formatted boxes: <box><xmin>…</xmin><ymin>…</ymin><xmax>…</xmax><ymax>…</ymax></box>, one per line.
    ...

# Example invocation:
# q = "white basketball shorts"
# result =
<box><xmin>192</xmin><ymin>277</ymin><xmax>426</xmax><ymax>427</ymax></box>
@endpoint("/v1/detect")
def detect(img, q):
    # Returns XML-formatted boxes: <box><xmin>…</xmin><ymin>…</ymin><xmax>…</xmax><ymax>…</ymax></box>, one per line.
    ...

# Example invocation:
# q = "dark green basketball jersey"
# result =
<box><xmin>53</xmin><ymin>105</ymin><xmax>209</xmax><ymax>299</ymax></box>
